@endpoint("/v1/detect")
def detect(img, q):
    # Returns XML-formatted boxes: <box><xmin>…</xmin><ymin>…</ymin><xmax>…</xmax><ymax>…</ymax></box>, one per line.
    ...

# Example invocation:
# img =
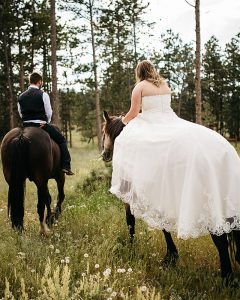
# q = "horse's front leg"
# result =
<box><xmin>125</xmin><ymin>203</ymin><xmax>135</xmax><ymax>242</ymax></box>
<box><xmin>161</xmin><ymin>229</ymin><xmax>179</xmax><ymax>266</ymax></box>
<box><xmin>211</xmin><ymin>233</ymin><xmax>232</xmax><ymax>280</ymax></box>
<box><xmin>233</xmin><ymin>230</ymin><xmax>240</xmax><ymax>264</ymax></box>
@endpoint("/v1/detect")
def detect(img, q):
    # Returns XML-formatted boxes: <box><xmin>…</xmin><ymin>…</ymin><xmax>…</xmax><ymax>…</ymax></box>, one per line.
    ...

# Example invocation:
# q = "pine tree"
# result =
<box><xmin>50</xmin><ymin>0</ymin><xmax>60</xmax><ymax>126</ymax></box>
<box><xmin>202</xmin><ymin>36</ymin><xmax>227</xmax><ymax>133</ymax></box>
<box><xmin>151</xmin><ymin>30</ymin><xmax>195</xmax><ymax>120</ymax></box>
<box><xmin>224</xmin><ymin>33</ymin><xmax>240</xmax><ymax>139</ymax></box>
<box><xmin>61</xmin><ymin>0</ymin><xmax>102</xmax><ymax>150</ymax></box>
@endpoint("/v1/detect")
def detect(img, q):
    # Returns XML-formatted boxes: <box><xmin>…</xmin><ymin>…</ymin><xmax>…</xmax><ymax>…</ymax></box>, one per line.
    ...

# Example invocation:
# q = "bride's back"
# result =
<box><xmin>140</xmin><ymin>80</ymin><xmax>171</xmax><ymax>97</ymax></box>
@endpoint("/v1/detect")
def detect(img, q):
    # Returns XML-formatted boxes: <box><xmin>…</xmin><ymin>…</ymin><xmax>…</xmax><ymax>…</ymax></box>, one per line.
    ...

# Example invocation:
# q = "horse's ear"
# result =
<box><xmin>103</xmin><ymin>110</ymin><xmax>110</xmax><ymax>122</ymax></box>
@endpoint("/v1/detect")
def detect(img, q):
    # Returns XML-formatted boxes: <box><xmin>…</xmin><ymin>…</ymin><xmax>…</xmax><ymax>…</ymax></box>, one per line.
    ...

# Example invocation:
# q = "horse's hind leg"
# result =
<box><xmin>211</xmin><ymin>233</ymin><xmax>232</xmax><ymax>279</ymax></box>
<box><xmin>37</xmin><ymin>183</ymin><xmax>51</xmax><ymax>235</ymax></box>
<box><xmin>45</xmin><ymin>189</ymin><xmax>54</xmax><ymax>227</ymax></box>
<box><xmin>8</xmin><ymin>179</ymin><xmax>26</xmax><ymax>231</ymax></box>
<box><xmin>161</xmin><ymin>230</ymin><xmax>179</xmax><ymax>266</ymax></box>
<box><xmin>54</xmin><ymin>173</ymin><xmax>65</xmax><ymax>220</ymax></box>
<box><xmin>125</xmin><ymin>203</ymin><xmax>135</xmax><ymax>242</ymax></box>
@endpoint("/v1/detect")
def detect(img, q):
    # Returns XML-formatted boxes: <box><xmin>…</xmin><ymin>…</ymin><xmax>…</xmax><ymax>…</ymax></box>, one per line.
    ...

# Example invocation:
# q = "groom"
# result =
<box><xmin>17</xmin><ymin>72</ymin><xmax>74</xmax><ymax>175</ymax></box>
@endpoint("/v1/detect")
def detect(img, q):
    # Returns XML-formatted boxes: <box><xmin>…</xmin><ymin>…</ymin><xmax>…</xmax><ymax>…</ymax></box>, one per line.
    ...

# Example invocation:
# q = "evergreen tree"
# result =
<box><xmin>224</xmin><ymin>33</ymin><xmax>240</xmax><ymax>139</ymax></box>
<box><xmin>151</xmin><ymin>30</ymin><xmax>195</xmax><ymax>121</ymax></box>
<box><xmin>202</xmin><ymin>36</ymin><xmax>227</xmax><ymax>133</ymax></box>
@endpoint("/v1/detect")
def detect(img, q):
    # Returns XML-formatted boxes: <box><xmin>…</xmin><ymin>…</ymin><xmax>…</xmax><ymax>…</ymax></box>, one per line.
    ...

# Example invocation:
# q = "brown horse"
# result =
<box><xmin>102</xmin><ymin>110</ymin><xmax>240</xmax><ymax>282</ymax></box>
<box><xmin>1</xmin><ymin>126</ymin><xmax>65</xmax><ymax>234</ymax></box>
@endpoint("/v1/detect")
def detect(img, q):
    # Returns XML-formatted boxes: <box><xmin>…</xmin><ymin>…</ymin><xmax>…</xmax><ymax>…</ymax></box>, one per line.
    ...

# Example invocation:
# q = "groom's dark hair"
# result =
<box><xmin>29</xmin><ymin>72</ymin><xmax>43</xmax><ymax>84</ymax></box>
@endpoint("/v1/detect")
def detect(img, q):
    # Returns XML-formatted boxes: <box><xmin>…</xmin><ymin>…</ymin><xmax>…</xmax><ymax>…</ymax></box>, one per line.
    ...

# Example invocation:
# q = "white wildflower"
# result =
<box><xmin>84</xmin><ymin>253</ymin><xmax>89</xmax><ymax>258</ymax></box>
<box><xmin>117</xmin><ymin>268</ymin><xmax>126</xmax><ymax>273</ymax></box>
<box><xmin>49</xmin><ymin>245</ymin><xmax>54</xmax><ymax>250</ymax></box>
<box><xmin>107</xmin><ymin>287</ymin><xmax>112</xmax><ymax>293</ymax></box>
<box><xmin>140</xmin><ymin>286</ymin><xmax>147</xmax><ymax>292</ymax></box>
<box><xmin>127</xmin><ymin>268</ymin><xmax>133</xmax><ymax>273</ymax></box>
<box><xmin>111</xmin><ymin>292</ymin><xmax>117</xmax><ymax>297</ymax></box>
<box><xmin>103</xmin><ymin>268</ymin><xmax>111</xmax><ymax>277</ymax></box>
<box><xmin>95</xmin><ymin>264</ymin><xmax>100</xmax><ymax>269</ymax></box>
<box><xmin>65</xmin><ymin>257</ymin><xmax>70</xmax><ymax>264</ymax></box>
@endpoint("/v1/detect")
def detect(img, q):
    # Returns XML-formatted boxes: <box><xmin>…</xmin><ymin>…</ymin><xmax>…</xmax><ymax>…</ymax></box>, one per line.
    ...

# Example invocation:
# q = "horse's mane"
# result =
<box><xmin>104</xmin><ymin>117</ymin><xmax>125</xmax><ymax>141</ymax></box>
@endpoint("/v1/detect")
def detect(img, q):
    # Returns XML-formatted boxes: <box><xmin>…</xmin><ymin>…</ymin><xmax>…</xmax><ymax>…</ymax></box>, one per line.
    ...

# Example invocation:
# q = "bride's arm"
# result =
<box><xmin>122</xmin><ymin>84</ymin><xmax>142</xmax><ymax>125</ymax></box>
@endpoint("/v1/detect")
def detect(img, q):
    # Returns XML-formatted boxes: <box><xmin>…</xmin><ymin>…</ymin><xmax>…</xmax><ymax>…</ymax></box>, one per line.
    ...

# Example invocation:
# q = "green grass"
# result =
<box><xmin>0</xmin><ymin>139</ymin><xmax>240</xmax><ymax>299</ymax></box>
<box><xmin>234</xmin><ymin>142</ymin><xmax>240</xmax><ymax>154</ymax></box>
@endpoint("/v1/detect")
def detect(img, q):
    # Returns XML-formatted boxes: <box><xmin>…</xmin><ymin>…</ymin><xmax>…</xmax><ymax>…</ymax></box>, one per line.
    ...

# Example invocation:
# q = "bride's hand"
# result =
<box><xmin>121</xmin><ymin>116</ymin><xmax>127</xmax><ymax>125</ymax></box>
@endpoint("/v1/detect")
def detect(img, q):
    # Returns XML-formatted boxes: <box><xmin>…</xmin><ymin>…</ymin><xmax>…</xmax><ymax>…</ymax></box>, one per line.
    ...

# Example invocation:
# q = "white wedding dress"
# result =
<box><xmin>110</xmin><ymin>94</ymin><xmax>240</xmax><ymax>239</ymax></box>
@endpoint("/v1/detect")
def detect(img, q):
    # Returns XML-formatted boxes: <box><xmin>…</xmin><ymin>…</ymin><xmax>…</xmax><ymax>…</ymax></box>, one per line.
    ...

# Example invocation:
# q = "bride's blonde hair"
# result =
<box><xmin>135</xmin><ymin>60</ymin><xmax>164</xmax><ymax>87</ymax></box>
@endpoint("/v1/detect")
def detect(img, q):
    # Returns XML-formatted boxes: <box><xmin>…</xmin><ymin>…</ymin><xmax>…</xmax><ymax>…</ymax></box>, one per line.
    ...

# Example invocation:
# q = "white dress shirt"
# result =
<box><xmin>18</xmin><ymin>85</ymin><xmax>52</xmax><ymax>123</ymax></box>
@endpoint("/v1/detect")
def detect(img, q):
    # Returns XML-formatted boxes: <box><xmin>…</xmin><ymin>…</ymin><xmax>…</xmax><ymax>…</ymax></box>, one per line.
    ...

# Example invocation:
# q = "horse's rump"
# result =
<box><xmin>1</xmin><ymin>127</ymin><xmax>61</xmax><ymax>182</ymax></box>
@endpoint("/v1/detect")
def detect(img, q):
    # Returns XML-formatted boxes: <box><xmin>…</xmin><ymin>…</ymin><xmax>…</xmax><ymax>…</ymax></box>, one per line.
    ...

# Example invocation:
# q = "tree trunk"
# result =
<box><xmin>30</xmin><ymin>4</ymin><xmax>36</xmax><ymax>72</ymax></box>
<box><xmin>68</xmin><ymin>94</ymin><xmax>72</xmax><ymax>147</ymax></box>
<box><xmin>43</xmin><ymin>44</ymin><xmax>48</xmax><ymax>90</ymax></box>
<box><xmin>50</xmin><ymin>0</ymin><xmax>60</xmax><ymax>126</ymax></box>
<box><xmin>89</xmin><ymin>0</ymin><xmax>102</xmax><ymax>151</ymax></box>
<box><xmin>18</xmin><ymin>27</ymin><xmax>24</xmax><ymax>92</ymax></box>
<box><xmin>132</xmin><ymin>15</ymin><xmax>138</xmax><ymax>65</ymax></box>
<box><xmin>69</xmin><ymin>119</ymin><xmax>72</xmax><ymax>148</ymax></box>
<box><xmin>195</xmin><ymin>0</ymin><xmax>202</xmax><ymax>124</ymax></box>
<box><xmin>3</xmin><ymin>31</ymin><xmax>14</xmax><ymax>129</ymax></box>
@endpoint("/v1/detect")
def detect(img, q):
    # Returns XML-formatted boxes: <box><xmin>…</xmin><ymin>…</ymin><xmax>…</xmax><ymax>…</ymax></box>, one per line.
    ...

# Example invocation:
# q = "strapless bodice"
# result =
<box><xmin>142</xmin><ymin>94</ymin><xmax>173</xmax><ymax>113</ymax></box>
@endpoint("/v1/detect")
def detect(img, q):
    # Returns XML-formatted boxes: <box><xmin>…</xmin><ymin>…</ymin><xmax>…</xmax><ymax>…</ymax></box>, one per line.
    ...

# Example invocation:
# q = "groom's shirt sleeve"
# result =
<box><xmin>17</xmin><ymin>102</ymin><xmax>22</xmax><ymax>118</ymax></box>
<box><xmin>43</xmin><ymin>92</ymin><xmax>53</xmax><ymax>123</ymax></box>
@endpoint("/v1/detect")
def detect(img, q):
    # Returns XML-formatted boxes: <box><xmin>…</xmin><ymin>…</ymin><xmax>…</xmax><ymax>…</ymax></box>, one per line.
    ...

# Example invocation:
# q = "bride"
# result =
<box><xmin>108</xmin><ymin>60</ymin><xmax>240</xmax><ymax>240</ymax></box>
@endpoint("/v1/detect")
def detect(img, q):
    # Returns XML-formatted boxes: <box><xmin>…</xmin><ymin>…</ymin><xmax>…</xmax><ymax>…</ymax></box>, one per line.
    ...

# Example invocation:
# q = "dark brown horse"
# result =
<box><xmin>102</xmin><ymin>110</ymin><xmax>240</xmax><ymax>282</ymax></box>
<box><xmin>1</xmin><ymin>126</ymin><xmax>65</xmax><ymax>234</ymax></box>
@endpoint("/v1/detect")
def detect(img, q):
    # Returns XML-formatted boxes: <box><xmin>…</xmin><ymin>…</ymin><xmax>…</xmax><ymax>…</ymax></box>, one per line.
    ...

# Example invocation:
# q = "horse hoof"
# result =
<box><xmin>13</xmin><ymin>225</ymin><xmax>24</xmax><ymax>233</ymax></box>
<box><xmin>40</xmin><ymin>228</ymin><xmax>52</xmax><ymax>237</ymax></box>
<box><xmin>222</xmin><ymin>274</ymin><xmax>238</xmax><ymax>288</ymax></box>
<box><xmin>40</xmin><ymin>223</ymin><xmax>52</xmax><ymax>237</ymax></box>
<box><xmin>54</xmin><ymin>207</ymin><xmax>61</xmax><ymax>220</ymax></box>
<box><xmin>161</xmin><ymin>252</ymin><xmax>179</xmax><ymax>268</ymax></box>
<box><xmin>129</xmin><ymin>235</ymin><xmax>135</xmax><ymax>244</ymax></box>
<box><xmin>235</xmin><ymin>252</ymin><xmax>240</xmax><ymax>265</ymax></box>
<box><xmin>46</xmin><ymin>214</ymin><xmax>55</xmax><ymax>227</ymax></box>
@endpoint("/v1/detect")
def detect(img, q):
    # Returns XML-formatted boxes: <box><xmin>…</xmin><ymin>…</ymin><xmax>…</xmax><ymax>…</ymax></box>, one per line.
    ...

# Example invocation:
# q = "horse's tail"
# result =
<box><xmin>8</xmin><ymin>133</ymin><xmax>30</xmax><ymax>229</ymax></box>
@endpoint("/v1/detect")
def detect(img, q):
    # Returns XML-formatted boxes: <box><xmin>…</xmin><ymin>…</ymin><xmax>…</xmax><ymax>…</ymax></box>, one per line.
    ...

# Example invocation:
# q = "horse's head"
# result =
<box><xmin>102</xmin><ymin>110</ymin><xmax>125</xmax><ymax>162</ymax></box>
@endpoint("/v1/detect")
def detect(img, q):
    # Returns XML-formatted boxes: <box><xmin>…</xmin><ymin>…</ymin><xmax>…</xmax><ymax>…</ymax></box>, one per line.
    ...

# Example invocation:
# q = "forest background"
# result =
<box><xmin>0</xmin><ymin>0</ymin><xmax>240</xmax><ymax>147</ymax></box>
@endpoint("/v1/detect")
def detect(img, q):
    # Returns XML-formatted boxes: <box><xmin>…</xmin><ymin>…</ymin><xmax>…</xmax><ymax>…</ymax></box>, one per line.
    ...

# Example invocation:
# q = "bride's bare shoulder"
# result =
<box><xmin>141</xmin><ymin>80</ymin><xmax>171</xmax><ymax>95</ymax></box>
<box><xmin>161</xmin><ymin>80</ymin><xmax>171</xmax><ymax>92</ymax></box>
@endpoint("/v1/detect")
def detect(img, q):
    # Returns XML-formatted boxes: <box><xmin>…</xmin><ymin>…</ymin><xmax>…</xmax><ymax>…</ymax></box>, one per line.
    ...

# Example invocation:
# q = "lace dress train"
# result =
<box><xmin>110</xmin><ymin>95</ymin><xmax>240</xmax><ymax>239</ymax></box>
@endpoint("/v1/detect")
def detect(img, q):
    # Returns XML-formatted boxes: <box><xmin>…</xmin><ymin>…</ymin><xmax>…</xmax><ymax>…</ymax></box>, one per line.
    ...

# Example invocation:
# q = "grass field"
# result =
<box><xmin>0</xmin><ymin>138</ymin><xmax>240</xmax><ymax>300</ymax></box>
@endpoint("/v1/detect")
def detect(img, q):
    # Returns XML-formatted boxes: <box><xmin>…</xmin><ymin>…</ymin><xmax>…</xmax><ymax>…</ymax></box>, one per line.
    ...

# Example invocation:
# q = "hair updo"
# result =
<box><xmin>135</xmin><ymin>60</ymin><xmax>164</xmax><ymax>87</ymax></box>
